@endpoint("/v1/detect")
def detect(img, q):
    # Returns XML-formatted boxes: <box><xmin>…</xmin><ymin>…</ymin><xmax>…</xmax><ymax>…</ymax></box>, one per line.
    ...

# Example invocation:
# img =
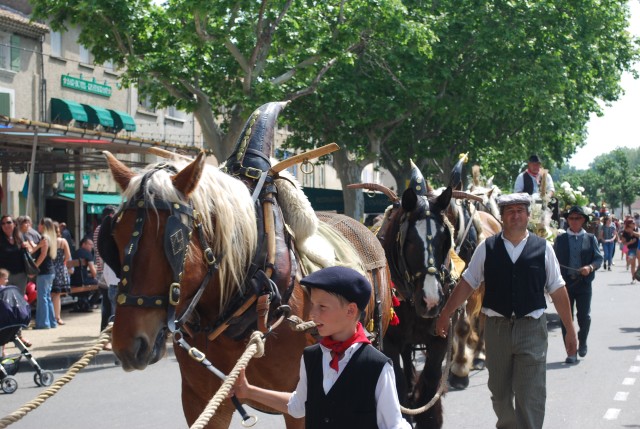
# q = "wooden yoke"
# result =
<box><xmin>256</xmin><ymin>142</ymin><xmax>341</xmax><ymax>333</ymax></box>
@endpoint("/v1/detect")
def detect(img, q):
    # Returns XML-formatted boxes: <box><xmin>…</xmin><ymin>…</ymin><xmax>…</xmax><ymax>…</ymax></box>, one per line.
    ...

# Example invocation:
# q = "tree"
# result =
<box><xmin>32</xmin><ymin>0</ymin><xmax>404</xmax><ymax>163</ymax></box>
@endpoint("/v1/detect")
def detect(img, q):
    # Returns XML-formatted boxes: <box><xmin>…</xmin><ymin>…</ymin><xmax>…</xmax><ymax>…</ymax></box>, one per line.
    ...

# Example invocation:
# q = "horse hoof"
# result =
<box><xmin>448</xmin><ymin>373</ymin><xmax>469</xmax><ymax>390</ymax></box>
<box><xmin>472</xmin><ymin>358</ymin><xmax>486</xmax><ymax>370</ymax></box>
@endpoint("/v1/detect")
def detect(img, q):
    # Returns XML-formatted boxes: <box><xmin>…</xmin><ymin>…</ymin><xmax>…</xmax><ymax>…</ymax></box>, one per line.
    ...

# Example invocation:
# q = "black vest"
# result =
<box><xmin>483</xmin><ymin>234</ymin><xmax>547</xmax><ymax>318</ymax></box>
<box><xmin>303</xmin><ymin>343</ymin><xmax>390</xmax><ymax>429</ymax></box>
<box><xmin>523</xmin><ymin>172</ymin><xmax>534</xmax><ymax>195</ymax></box>
<box><xmin>553</xmin><ymin>232</ymin><xmax>598</xmax><ymax>285</ymax></box>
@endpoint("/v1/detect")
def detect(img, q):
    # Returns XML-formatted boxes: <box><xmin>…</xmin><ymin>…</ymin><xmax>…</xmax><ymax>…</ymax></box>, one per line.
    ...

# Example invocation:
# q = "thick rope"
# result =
<box><xmin>189</xmin><ymin>331</ymin><xmax>266</xmax><ymax>429</ymax></box>
<box><xmin>0</xmin><ymin>323</ymin><xmax>113</xmax><ymax>428</ymax></box>
<box><xmin>287</xmin><ymin>316</ymin><xmax>317</xmax><ymax>332</ymax></box>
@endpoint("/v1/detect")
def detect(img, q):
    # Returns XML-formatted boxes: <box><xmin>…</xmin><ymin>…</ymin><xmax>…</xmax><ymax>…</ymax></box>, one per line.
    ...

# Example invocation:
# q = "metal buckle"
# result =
<box><xmin>244</xmin><ymin>167</ymin><xmax>262</xmax><ymax>180</ymax></box>
<box><xmin>169</xmin><ymin>282</ymin><xmax>181</xmax><ymax>306</ymax></box>
<box><xmin>188</xmin><ymin>347</ymin><xmax>206</xmax><ymax>363</ymax></box>
<box><xmin>204</xmin><ymin>248</ymin><xmax>217</xmax><ymax>266</ymax></box>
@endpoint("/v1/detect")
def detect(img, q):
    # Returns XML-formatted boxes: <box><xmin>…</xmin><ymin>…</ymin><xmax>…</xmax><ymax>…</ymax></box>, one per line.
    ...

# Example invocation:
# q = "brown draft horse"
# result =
<box><xmin>442</xmin><ymin>162</ymin><xmax>503</xmax><ymax>390</ymax></box>
<box><xmin>100</xmin><ymin>102</ymin><xmax>391</xmax><ymax>429</ymax></box>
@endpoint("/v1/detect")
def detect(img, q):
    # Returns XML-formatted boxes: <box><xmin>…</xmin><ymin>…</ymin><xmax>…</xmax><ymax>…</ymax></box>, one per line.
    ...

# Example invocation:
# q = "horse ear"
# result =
<box><xmin>172</xmin><ymin>151</ymin><xmax>206</xmax><ymax>197</ymax></box>
<box><xmin>434</xmin><ymin>186</ymin><xmax>453</xmax><ymax>212</ymax></box>
<box><xmin>104</xmin><ymin>151</ymin><xmax>134</xmax><ymax>191</ymax></box>
<box><xmin>401</xmin><ymin>187</ymin><xmax>418</xmax><ymax>212</ymax></box>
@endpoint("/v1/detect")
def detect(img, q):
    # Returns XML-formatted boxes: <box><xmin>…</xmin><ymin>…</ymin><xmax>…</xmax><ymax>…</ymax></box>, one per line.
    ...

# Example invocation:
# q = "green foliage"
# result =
<box><xmin>30</xmin><ymin>0</ymin><xmax>640</xmax><ymax>218</ymax></box>
<box><xmin>555</xmin><ymin>181</ymin><xmax>590</xmax><ymax>211</ymax></box>
<box><xmin>556</xmin><ymin>148</ymin><xmax>640</xmax><ymax>214</ymax></box>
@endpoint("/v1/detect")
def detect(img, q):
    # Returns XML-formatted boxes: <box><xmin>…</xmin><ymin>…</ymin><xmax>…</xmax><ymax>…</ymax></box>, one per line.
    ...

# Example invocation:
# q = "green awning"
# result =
<box><xmin>108</xmin><ymin>109</ymin><xmax>136</xmax><ymax>132</ymax></box>
<box><xmin>50</xmin><ymin>98</ymin><xmax>88</xmax><ymax>123</ymax></box>
<box><xmin>82</xmin><ymin>104</ymin><xmax>115</xmax><ymax>128</ymax></box>
<box><xmin>57</xmin><ymin>192</ymin><xmax>123</xmax><ymax>214</ymax></box>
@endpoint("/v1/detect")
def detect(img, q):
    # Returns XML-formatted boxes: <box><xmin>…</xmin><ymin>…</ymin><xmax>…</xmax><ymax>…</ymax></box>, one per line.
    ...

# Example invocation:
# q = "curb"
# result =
<box><xmin>16</xmin><ymin>345</ymin><xmax>176</xmax><ymax>372</ymax></box>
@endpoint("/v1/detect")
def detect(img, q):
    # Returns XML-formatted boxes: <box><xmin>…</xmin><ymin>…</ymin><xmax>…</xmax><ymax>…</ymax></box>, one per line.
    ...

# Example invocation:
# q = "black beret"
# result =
<box><xmin>300</xmin><ymin>266</ymin><xmax>371</xmax><ymax>311</ymax></box>
<box><xmin>563</xmin><ymin>205</ymin><xmax>590</xmax><ymax>221</ymax></box>
<box><xmin>528</xmin><ymin>154</ymin><xmax>541</xmax><ymax>163</ymax></box>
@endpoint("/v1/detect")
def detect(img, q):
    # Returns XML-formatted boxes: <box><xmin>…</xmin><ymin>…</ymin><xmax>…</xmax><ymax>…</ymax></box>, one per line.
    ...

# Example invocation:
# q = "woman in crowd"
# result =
<box><xmin>33</xmin><ymin>217</ymin><xmax>58</xmax><ymax>329</ymax></box>
<box><xmin>0</xmin><ymin>214</ymin><xmax>29</xmax><ymax>293</ymax></box>
<box><xmin>621</xmin><ymin>218</ymin><xmax>640</xmax><ymax>283</ymax></box>
<box><xmin>51</xmin><ymin>221</ymin><xmax>72</xmax><ymax>325</ymax></box>
<box><xmin>599</xmin><ymin>216</ymin><xmax>618</xmax><ymax>271</ymax></box>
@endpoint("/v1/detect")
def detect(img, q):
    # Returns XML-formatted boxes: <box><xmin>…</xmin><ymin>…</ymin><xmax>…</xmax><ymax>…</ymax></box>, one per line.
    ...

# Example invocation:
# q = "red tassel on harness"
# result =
<box><xmin>391</xmin><ymin>294</ymin><xmax>400</xmax><ymax>307</ymax></box>
<box><xmin>389</xmin><ymin>308</ymin><xmax>400</xmax><ymax>326</ymax></box>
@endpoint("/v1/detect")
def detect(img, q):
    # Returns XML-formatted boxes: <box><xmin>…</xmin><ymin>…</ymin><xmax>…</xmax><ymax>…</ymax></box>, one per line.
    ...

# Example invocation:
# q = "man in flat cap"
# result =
<box><xmin>436</xmin><ymin>193</ymin><xmax>577</xmax><ymax>429</ymax></box>
<box><xmin>233</xmin><ymin>266</ymin><xmax>411</xmax><ymax>429</ymax></box>
<box><xmin>554</xmin><ymin>206</ymin><xmax>602</xmax><ymax>364</ymax></box>
<box><xmin>513</xmin><ymin>155</ymin><xmax>556</xmax><ymax>197</ymax></box>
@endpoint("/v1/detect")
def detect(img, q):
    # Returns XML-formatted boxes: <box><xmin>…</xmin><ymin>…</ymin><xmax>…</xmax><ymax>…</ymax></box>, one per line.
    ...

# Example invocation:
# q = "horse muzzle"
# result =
<box><xmin>113</xmin><ymin>326</ymin><xmax>168</xmax><ymax>371</ymax></box>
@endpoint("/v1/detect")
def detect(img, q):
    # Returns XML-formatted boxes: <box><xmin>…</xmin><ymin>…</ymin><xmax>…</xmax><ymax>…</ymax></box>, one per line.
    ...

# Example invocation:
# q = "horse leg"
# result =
<box><xmin>448</xmin><ymin>309</ymin><xmax>471</xmax><ymax>390</ymax></box>
<box><xmin>472</xmin><ymin>312</ymin><xmax>487</xmax><ymax>370</ymax></box>
<box><xmin>412</xmin><ymin>337</ymin><xmax>447</xmax><ymax>429</ymax></box>
<box><xmin>383</xmin><ymin>327</ymin><xmax>410</xmax><ymax>407</ymax></box>
<box><xmin>178</xmin><ymin>362</ymin><xmax>235</xmax><ymax>429</ymax></box>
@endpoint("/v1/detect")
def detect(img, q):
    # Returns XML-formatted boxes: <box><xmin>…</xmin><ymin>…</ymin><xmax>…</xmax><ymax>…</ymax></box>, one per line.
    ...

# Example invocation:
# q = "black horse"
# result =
<box><xmin>371</xmin><ymin>161</ymin><xmax>456</xmax><ymax>429</ymax></box>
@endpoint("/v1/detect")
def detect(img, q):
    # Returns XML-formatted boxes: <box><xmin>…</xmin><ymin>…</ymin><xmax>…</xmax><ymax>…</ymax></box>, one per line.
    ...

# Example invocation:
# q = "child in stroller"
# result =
<box><xmin>0</xmin><ymin>279</ymin><xmax>54</xmax><ymax>393</ymax></box>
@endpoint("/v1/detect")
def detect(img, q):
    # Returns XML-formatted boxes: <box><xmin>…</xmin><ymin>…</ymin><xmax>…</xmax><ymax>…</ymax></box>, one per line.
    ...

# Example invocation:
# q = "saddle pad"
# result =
<box><xmin>297</xmin><ymin>221</ymin><xmax>366</xmax><ymax>278</ymax></box>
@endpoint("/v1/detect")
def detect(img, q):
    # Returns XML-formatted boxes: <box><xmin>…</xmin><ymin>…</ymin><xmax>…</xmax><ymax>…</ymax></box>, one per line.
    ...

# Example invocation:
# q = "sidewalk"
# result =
<box><xmin>3</xmin><ymin>306</ymin><xmax>116</xmax><ymax>370</ymax></box>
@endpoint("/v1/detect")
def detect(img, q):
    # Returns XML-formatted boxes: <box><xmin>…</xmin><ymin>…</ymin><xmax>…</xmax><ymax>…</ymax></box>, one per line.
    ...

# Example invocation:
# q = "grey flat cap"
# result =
<box><xmin>497</xmin><ymin>192</ymin><xmax>531</xmax><ymax>208</ymax></box>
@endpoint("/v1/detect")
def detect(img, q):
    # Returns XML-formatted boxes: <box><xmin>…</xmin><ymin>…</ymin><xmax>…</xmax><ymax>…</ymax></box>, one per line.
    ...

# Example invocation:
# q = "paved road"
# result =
<box><xmin>0</xmin><ymin>260</ymin><xmax>637</xmax><ymax>428</ymax></box>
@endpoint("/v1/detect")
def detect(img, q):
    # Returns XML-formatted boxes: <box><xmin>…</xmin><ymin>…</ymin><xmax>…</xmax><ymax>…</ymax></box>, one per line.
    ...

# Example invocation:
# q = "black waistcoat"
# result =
<box><xmin>483</xmin><ymin>233</ymin><xmax>547</xmax><ymax>318</ymax></box>
<box><xmin>523</xmin><ymin>172</ymin><xmax>534</xmax><ymax>195</ymax></box>
<box><xmin>303</xmin><ymin>343</ymin><xmax>390</xmax><ymax>429</ymax></box>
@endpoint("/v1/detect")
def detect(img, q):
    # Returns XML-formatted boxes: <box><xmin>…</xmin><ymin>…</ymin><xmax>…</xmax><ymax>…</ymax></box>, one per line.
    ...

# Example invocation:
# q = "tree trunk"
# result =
<box><xmin>332</xmin><ymin>149</ymin><xmax>364</xmax><ymax>221</ymax></box>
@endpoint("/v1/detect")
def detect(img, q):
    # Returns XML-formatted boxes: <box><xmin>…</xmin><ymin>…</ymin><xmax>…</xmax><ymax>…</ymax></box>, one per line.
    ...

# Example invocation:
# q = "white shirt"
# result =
<box><xmin>287</xmin><ymin>343</ymin><xmax>411</xmax><ymax>429</ymax></box>
<box><xmin>102</xmin><ymin>263</ymin><xmax>119</xmax><ymax>286</ymax></box>
<box><xmin>461</xmin><ymin>231</ymin><xmax>565</xmax><ymax>318</ymax></box>
<box><xmin>513</xmin><ymin>171</ymin><xmax>555</xmax><ymax>195</ymax></box>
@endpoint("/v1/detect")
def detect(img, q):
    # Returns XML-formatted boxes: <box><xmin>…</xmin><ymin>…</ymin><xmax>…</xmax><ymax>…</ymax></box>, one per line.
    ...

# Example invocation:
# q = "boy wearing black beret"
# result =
<box><xmin>233</xmin><ymin>266</ymin><xmax>410</xmax><ymax>428</ymax></box>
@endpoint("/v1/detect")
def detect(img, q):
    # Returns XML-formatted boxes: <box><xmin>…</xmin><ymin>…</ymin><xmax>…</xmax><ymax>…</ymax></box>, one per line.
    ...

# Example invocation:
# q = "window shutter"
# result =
<box><xmin>10</xmin><ymin>35</ymin><xmax>20</xmax><ymax>72</ymax></box>
<box><xmin>0</xmin><ymin>93</ymin><xmax>10</xmax><ymax>116</ymax></box>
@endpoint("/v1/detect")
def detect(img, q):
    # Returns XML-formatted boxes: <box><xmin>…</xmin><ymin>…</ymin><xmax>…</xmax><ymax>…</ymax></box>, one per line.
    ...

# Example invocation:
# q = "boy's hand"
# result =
<box><xmin>231</xmin><ymin>368</ymin><xmax>251</xmax><ymax>400</ymax></box>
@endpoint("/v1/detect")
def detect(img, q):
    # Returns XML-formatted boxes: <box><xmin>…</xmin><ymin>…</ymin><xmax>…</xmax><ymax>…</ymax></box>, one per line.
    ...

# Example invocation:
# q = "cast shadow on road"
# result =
<box><xmin>545</xmin><ymin>313</ymin><xmax>562</xmax><ymax>332</ymax></box>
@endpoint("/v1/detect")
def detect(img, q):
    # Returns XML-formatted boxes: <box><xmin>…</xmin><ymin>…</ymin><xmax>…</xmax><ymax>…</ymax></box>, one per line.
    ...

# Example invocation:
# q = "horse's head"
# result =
<box><xmin>397</xmin><ymin>186</ymin><xmax>454</xmax><ymax>318</ymax></box>
<box><xmin>100</xmin><ymin>152</ymin><xmax>258</xmax><ymax>371</ymax></box>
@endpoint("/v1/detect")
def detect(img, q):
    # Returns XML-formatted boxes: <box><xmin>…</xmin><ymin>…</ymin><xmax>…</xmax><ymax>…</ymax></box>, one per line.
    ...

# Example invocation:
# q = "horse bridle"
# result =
<box><xmin>102</xmin><ymin>164</ymin><xmax>223</xmax><ymax>334</ymax></box>
<box><xmin>394</xmin><ymin>202</ymin><xmax>455</xmax><ymax>302</ymax></box>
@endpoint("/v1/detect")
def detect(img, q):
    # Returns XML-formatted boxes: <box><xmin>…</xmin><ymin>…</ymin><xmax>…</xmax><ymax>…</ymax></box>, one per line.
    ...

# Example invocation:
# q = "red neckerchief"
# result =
<box><xmin>320</xmin><ymin>322</ymin><xmax>371</xmax><ymax>372</ymax></box>
<box><xmin>527</xmin><ymin>169</ymin><xmax>539</xmax><ymax>182</ymax></box>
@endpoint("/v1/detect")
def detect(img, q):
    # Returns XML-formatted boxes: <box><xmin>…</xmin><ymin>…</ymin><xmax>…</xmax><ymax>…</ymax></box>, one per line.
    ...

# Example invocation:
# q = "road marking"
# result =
<box><xmin>630</xmin><ymin>366</ymin><xmax>640</xmax><ymax>373</ymax></box>
<box><xmin>614</xmin><ymin>392</ymin><xmax>629</xmax><ymax>401</ymax></box>
<box><xmin>603</xmin><ymin>409</ymin><xmax>621</xmax><ymax>420</ymax></box>
<box><xmin>622</xmin><ymin>377</ymin><xmax>636</xmax><ymax>386</ymax></box>
<box><xmin>636</xmin><ymin>355</ymin><xmax>640</xmax><ymax>362</ymax></box>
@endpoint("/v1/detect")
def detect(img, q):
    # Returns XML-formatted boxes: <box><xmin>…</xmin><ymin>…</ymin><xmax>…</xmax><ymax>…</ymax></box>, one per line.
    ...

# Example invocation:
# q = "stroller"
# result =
<box><xmin>0</xmin><ymin>285</ymin><xmax>54</xmax><ymax>394</ymax></box>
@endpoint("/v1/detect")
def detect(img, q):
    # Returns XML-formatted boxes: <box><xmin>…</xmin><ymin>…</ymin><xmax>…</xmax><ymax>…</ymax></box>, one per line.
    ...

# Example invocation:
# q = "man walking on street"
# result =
<box><xmin>553</xmin><ymin>206</ymin><xmax>603</xmax><ymax>364</ymax></box>
<box><xmin>436</xmin><ymin>192</ymin><xmax>577</xmax><ymax>429</ymax></box>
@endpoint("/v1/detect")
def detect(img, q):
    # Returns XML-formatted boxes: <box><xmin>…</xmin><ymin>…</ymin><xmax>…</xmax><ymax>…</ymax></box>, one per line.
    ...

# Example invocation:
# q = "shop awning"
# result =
<box><xmin>108</xmin><ymin>109</ymin><xmax>136</xmax><ymax>132</ymax></box>
<box><xmin>50</xmin><ymin>98</ymin><xmax>88</xmax><ymax>123</ymax></box>
<box><xmin>82</xmin><ymin>104</ymin><xmax>114</xmax><ymax>128</ymax></box>
<box><xmin>57</xmin><ymin>192</ymin><xmax>123</xmax><ymax>214</ymax></box>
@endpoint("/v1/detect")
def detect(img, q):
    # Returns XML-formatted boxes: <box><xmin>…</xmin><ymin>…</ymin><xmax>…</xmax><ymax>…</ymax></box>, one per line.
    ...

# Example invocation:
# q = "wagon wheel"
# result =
<box><xmin>34</xmin><ymin>371</ymin><xmax>54</xmax><ymax>387</ymax></box>
<box><xmin>2</xmin><ymin>377</ymin><xmax>18</xmax><ymax>393</ymax></box>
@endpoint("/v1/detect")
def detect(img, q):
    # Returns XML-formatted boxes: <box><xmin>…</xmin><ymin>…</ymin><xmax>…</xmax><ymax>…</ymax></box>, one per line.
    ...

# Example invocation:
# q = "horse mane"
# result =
<box><xmin>122</xmin><ymin>160</ymin><xmax>258</xmax><ymax>305</ymax></box>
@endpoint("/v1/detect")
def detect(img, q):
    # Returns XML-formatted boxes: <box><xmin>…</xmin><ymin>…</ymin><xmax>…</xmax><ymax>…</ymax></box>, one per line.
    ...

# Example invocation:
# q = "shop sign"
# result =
<box><xmin>62</xmin><ymin>173</ymin><xmax>90</xmax><ymax>191</ymax></box>
<box><xmin>61</xmin><ymin>75</ymin><xmax>112</xmax><ymax>97</ymax></box>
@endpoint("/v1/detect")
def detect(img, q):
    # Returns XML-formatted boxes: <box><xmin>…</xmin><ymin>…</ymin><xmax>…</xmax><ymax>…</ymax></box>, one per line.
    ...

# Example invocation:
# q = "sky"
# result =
<box><xmin>569</xmin><ymin>1</ymin><xmax>640</xmax><ymax>170</ymax></box>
